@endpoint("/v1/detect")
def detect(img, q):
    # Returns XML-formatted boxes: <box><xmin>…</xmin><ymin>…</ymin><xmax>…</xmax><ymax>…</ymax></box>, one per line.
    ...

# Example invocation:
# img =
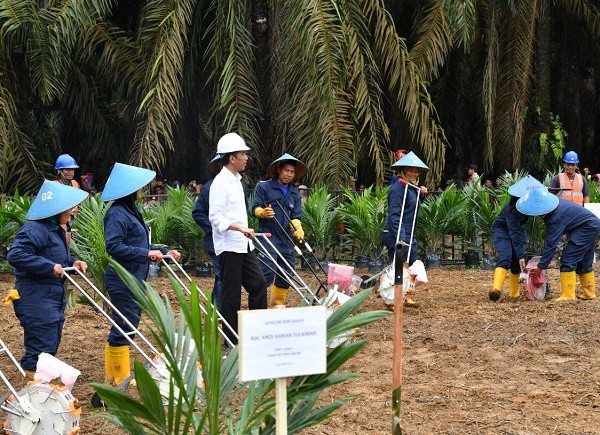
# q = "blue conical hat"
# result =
<box><xmin>101</xmin><ymin>163</ymin><xmax>156</xmax><ymax>201</ymax></box>
<box><xmin>516</xmin><ymin>187</ymin><xmax>559</xmax><ymax>216</ymax></box>
<box><xmin>267</xmin><ymin>153</ymin><xmax>308</xmax><ymax>181</ymax></box>
<box><xmin>391</xmin><ymin>151</ymin><xmax>429</xmax><ymax>172</ymax></box>
<box><xmin>26</xmin><ymin>180</ymin><xmax>89</xmax><ymax>220</ymax></box>
<box><xmin>507</xmin><ymin>175</ymin><xmax>544</xmax><ymax>197</ymax></box>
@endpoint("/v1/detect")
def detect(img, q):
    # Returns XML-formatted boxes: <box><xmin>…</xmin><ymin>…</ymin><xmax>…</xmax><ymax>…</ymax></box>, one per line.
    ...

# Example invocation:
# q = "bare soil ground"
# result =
<box><xmin>0</xmin><ymin>264</ymin><xmax>599</xmax><ymax>434</ymax></box>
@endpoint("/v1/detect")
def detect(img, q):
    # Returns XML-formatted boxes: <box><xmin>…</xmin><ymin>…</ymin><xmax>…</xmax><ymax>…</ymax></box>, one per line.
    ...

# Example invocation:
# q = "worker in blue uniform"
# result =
<box><xmin>7</xmin><ymin>180</ymin><xmax>88</xmax><ymax>381</ymax></box>
<box><xmin>382</xmin><ymin>152</ymin><xmax>429</xmax><ymax>267</ymax></box>
<box><xmin>489</xmin><ymin>175</ymin><xmax>542</xmax><ymax>301</ymax></box>
<box><xmin>516</xmin><ymin>187</ymin><xmax>600</xmax><ymax>301</ymax></box>
<box><xmin>98</xmin><ymin>163</ymin><xmax>180</xmax><ymax>399</ymax></box>
<box><xmin>252</xmin><ymin>153</ymin><xmax>307</xmax><ymax>307</ymax></box>
<box><xmin>192</xmin><ymin>154</ymin><xmax>223</xmax><ymax>309</ymax></box>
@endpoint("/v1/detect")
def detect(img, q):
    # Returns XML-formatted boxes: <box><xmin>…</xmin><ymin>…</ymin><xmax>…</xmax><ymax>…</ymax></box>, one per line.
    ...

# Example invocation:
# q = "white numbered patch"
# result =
<box><xmin>41</xmin><ymin>191</ymin><xmax>53</xmax><ymax>201</ymax></box>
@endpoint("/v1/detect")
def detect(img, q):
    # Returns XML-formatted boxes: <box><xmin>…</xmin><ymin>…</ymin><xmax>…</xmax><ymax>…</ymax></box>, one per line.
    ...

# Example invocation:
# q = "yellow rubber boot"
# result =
<box><xmin>489</xmin><ymin>267</ymin><xmax>508</xmax><ymax>301</ymax></box>
<box><xmin>578</xmin><ymin>271</ymin><xmax>596</xmax><ymax>300</ymax></box>
<box><xmin>555</xmin><ymin>271</ymin><xmax>577</xmax><ymax>301</ymax></box>
<box><xmin>107</xmin><ymin>345</ymin><xmax>131</xmax><ymax>385</ymax></box>
<box><xmin>103</xmin><ymin>342</ymin><xmax>114</xmax><ymax>384</ymax></box>
<box><xmin>508</xmin><ymin>272</ymin><xmax>521</xmax><ymax>299</ymax></box>
<box><xmin>270</xmin><ymin>285</ymin><xmax>289</xmax><ymax>308</ymax></box>
<box><xmin>21</xmin><ymin>369</ymin><xmax>36</xmax><ymax>387</ymax></box>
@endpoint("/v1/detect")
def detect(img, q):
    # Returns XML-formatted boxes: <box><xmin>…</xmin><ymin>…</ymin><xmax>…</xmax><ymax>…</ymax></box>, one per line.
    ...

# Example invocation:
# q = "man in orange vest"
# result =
<box><xmin>549</xmin><ymin>151</ymin><xmax>589</xmax><ymax>205</ymax></box>
<box><xmin>54</xmin><ymin>154</ymin><xmax>81</xmax><ymax>245</ymax></box>
<box><xmin>548</xmin><ymin>151</ymin><xmax>590</xmax><ymax>267</ymax></box>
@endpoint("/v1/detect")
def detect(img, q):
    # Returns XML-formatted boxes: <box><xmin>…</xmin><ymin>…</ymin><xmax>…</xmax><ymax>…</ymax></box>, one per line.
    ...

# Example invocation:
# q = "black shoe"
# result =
<box><xmin>90</xmin><ymin>392</ymin><xmax>107</xmax><ymax>408</ymax></box>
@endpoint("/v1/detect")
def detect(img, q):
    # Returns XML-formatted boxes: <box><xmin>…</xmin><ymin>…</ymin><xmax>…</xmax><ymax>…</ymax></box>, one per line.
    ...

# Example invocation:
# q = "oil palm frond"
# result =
<box><xmin>363</xmin><ymin>0</ymin><xmax>448</xmax><ymax>185</ymax></box>
<box><xmin>131</xmin><ymin>0</ymin><xmax>195</xmax><ymax>169</ymax></box>
<box><xmin>205</xmin><ymin>0</ymin><xmax>262</xmax><ymax>148</ymax></box>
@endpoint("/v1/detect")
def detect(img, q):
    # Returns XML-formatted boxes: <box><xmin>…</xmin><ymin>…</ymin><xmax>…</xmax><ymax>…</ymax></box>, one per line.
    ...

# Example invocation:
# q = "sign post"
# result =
<box><xmin>392</xmin><ymin>244</ymin><xmax>404</xmax><ymax>434</ymax></box>
<box><xmin>238</xmin><ymin>306</ymin><xmax>327</xmax><ymax>433</ymax></box>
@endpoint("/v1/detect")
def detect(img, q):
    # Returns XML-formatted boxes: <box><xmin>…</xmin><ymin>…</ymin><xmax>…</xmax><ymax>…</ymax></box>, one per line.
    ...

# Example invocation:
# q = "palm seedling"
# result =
<box><xmin>0</xmin><ymin>191</ymin><xmax>35</xmax><ymax>271</ymax></box>
<box><xmin>415</xmin><ymin>186</ymin><xmax>464</xmax><ymax>263</ymax></box>
<box><xmin>143</xmin><ymin>187</ymin><xmax>204</xmax><ymax>266</ymax></box>
<box><xmin>337</xmin><ymin>185</ymin><xmax>388</xmax><ymax>260</ymax></box>
<box><xmin>70</xmin><ymin>195</ymin><xmax>110</xmax><ymax>306</ymax></box>
<box><xmin>301</xmin><ymin>186</ymin><xmax>340</xmax><ymax>260</ymax></box>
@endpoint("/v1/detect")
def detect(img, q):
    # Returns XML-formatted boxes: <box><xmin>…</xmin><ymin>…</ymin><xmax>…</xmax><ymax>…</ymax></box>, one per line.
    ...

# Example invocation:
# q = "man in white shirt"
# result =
<box><xmin>209</xmin><ymin>133</ymin><xmax>267</xmax><ymax>346</ymax></box>
<box><xmin>467</xmin><ymin>164</ymin><xmax>480</xmax><ymax>185</ymax></box>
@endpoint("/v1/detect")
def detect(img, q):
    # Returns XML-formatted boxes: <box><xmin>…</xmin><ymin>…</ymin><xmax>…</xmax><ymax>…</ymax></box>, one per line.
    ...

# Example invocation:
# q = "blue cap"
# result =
<box><xmin>391</xmin><ymin>151</ymin><xmax>429</xmax><ymax>172</ymax></box>
<box><xmin>516</xmin><ymin>187</ymin><xmax>559</xmax><ymax>216</ymax></box>
<box><xmin>26</xmin><ymin>180</ymin><xmax>89</xmax><ymax>220</ymax></box>
<box><xmin>563</xmin><ymin>151</ymin><xmax>579</xmax><ymax>164</ymax></box>
<box><xmin>267</xmin><ymin>153</ymin><xmax>307</xmax><ymax>180</ymax></box>
<box><xmin>507</xmin><ymin>175</ymin><xmax>544</xmax><ymax>197</ymax></box>
<box><xmin>55</xmin><ymin>154</ymin><xmax>79</xmax><ymax>170</ymax></box>
<box><xmin>101</xmin><ymin>163</ymin><xmax>156</xmax><ymax>201</ymax></box>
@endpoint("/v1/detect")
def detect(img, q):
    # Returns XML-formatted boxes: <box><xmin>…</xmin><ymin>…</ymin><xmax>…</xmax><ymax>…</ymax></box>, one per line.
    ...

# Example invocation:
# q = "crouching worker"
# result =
<box><xmin>489</xmin><ymin>175</ymin><xmax>542</xmax><ymax>301</ymax></box>
<box><xmin>252</xmin><ymin>153</ymin><xmax>307</xmax><ymax>307</ymax></box>
<box><xmin>93</xmin><ymin>163</ymin><xmax>180</xmax><ymax>406</ymax></box>
<box><xmin>7</xmin><ymin>180</ymin><xmax>88</xmax><ymax>383</ymax></box>
<box><xmin>516</xmin><ymin>187</ymin><xmax>600</xmax><ymax>301</ymax></box>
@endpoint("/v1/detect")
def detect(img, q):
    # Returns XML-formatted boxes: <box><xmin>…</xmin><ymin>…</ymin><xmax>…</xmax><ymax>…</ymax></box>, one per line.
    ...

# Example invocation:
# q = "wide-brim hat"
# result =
<box><xmin>26</xmin><ymin>180</ymin><xmax>89</xmax><ymax>220</ymax></box>
<box><xmin>267</xmin><ymin>153</ymin><xmax>307</xmax><ymax>181</ymax></box>
<box><xmin>101</xmin><ymin>163</ymin><xmax>156</xmax><ymax>201</ymax></box>
<box><xmin>516</xmin><ymin>187</ymin><xmax>559</xmax><ymax>216</ymax></box>
<box><xmin>391</xmin><ymin>151</ymin><xmax>429</xmax><ymax>172</ymax></box>
<box><xmin>507</xmin><ymin>175</ymin><xmax>544</xmax><ymax>197</ymax></box>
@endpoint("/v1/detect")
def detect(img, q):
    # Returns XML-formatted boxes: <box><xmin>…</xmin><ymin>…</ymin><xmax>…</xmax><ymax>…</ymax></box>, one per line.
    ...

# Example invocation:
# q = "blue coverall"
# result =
<box><xmin>252</xmin><ymin>179</ymin><xmax>302</xmax><ymax>288</ymax></box>
<box><xmin>538</xmin><ymin>198</ymin><xmax>600</xmax><ymax>272</ymax></box>
<box><xmin>382</xmin><ymin>179</ymin><xmax>424</xmax><ymax>265</ymax></box>
<box><xmin>8</xmin><ymin>219</ymin><xmax>77</xmax><ymax>370</ymax></box>
<box><xmin>491</xmin><ymin>200</ymin><xmax>528</xmax><ymax>274</ymax></box>
<box><xmin>104</xmin><ymin>203</ymin><xmax>167</xmax><ymax>346</ymax></box>
<box><xmin>192</xmin><ymin>178</ymin><xmax>222</xmax><ymax>309</ymax></box>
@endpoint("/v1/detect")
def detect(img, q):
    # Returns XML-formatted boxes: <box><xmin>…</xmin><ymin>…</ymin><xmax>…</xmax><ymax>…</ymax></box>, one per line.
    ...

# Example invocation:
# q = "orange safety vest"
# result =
<box><xmin>557</xmin><ymin>173</ymin><xmax>584</xmax><ymax>205</ymax></box>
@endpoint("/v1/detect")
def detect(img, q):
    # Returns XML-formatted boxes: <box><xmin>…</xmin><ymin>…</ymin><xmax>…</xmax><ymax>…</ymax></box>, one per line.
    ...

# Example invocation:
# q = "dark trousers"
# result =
<box><xmin>560</xmin><ymin>223</ymin><xmax>600</xmax><ymax>273</ymax></box>
<box><xmin>13</xmin><ymin>282</ymin><xmax>66</xmax><ymax>370</ymax></box>
<box><xmin>107</xmin><ymin>288</ymin><xmax>142</xmax><ymax>347</ymax></box>
<box><xmin>208</xmin><ymin>250</ymin><xmax>222</xmax><ymax>311</ymax></box>
<box><xmin>260</xmin><ymin>242</ymin><xmax>296</xmax><ymax>288</ymax></box>
<box><xmin>219</xmin><ymin>250</ymin><xmax>267</xmax><ymax>345</ymax></box>
<box><xmin>18</xmin><ymin>321</ymin><xmax>64</xmax><ymax>371</ymax></box>
<box><xmin>492</xmin><ymin>232</ymin><xmax>522</xmax><ymax>274</ymax></box>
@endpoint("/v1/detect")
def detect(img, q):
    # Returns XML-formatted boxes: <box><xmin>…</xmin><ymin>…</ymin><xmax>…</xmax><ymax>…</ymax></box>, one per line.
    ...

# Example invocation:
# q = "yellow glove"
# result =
<box><xmin>255</xmin><ymin>206</ymin><xmax>275</xmax><ymax>219</ymax></box>
<box><xmin>3</xmin><ymin>289</ymin><xmax>20</xmax><ymax>305</ymax></box>
<box><xmin>290</xmin><ymin>219</ymin><xmax>304</xmax><ymax>241</ymax></box>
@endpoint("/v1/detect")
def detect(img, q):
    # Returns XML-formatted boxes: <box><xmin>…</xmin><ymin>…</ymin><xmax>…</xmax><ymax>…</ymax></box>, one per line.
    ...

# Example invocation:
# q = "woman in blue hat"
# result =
<box><xmin>488</xmin><ymin>176</ymin><xmax>542</xmax><ymax>301</ymax></box>
<box><xmin>516</xmin><ymin>187</ymin><xmax>600</xmax><ymax>301</ymax></box>
<box><xmin>7</xmin><ymin>180</ymin><xmax>88</xmax><ymax>382</ymax></box>
<box><xmin>96</xmin><ymin>163</ymin><xmax>180</xmax><ymax>401</ymax></box>
<box><xmin>382</xmin><ymin>152</ymin><xmax>429</xmax><ymax>265</ymax></box>
<box><xmin>382</xmin><ymin>152</ymin><xmax>429</xmax><ymax>306</ymax></box>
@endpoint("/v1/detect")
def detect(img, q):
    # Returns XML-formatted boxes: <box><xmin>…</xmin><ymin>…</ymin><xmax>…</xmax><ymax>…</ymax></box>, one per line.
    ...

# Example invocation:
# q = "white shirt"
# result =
<box><xmin>209</xmin><ymin>167</ymin><xmax>254</xmax><ymax>255</ymax></box>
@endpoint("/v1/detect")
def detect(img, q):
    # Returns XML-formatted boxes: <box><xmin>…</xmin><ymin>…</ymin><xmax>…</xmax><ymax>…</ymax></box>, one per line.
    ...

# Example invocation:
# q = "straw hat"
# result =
<box><xmin>267</xmin><ymin>153</ymin><xmax>307</xmax><ymax>181</ymax></box>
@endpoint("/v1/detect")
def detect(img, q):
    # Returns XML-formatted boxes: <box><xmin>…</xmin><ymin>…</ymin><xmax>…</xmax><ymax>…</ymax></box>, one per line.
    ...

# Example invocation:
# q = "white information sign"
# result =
<box><xmin>238</xmin><ymin>306</ymin><xmax>327</xmax><ymax>382</ymax></box>
<box><xmin>584</xmin><ymin>203</ymin><xmax>600</xmax><ymax>219</ymax></box>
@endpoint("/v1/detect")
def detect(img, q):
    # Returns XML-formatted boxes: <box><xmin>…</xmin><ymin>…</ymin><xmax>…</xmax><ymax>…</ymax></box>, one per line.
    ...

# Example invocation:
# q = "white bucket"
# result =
<box><xmin>35</xmin><ymin>353</ymin><xmax>80</xmax><ymax>391</ymax></box>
